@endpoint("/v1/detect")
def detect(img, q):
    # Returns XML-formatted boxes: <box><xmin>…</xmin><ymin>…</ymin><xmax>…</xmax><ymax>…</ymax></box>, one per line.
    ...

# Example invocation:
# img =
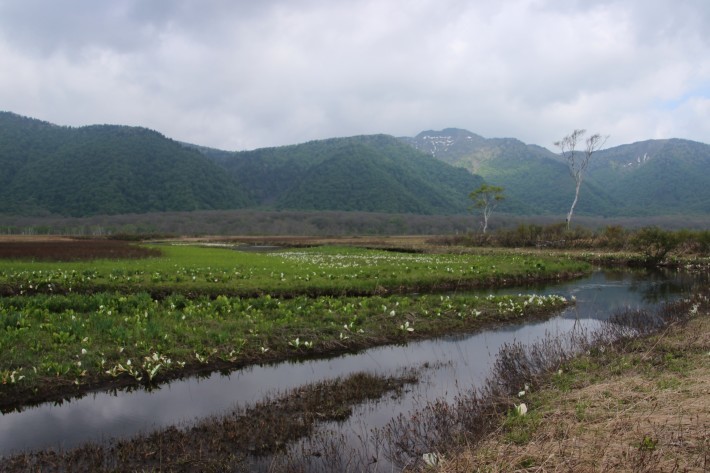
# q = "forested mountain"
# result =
<box><xmin>402</xmin><ymin>128</ymin><xmax>710</xmax><ymax>217</ymax></box>
<box><xmin>0</xmin><ymin>112</ymin><xmax>485</xmax><ymax>217</ymax></box>
<box><xmin>2</xmin><ymin>112</ymin><xmax>708</xmax><ymax>219</ymax></box>
<box><xmin>588</xmin><ymin>139</ymin><xmax>710</xmax><ymax>215</ymax></box>
<box><xmin>199</xmin><ymin>134</ymin><xmax>487</xmax><ymax>214</ymax></box>
<box><xmin>0</xmin><ymin>112</ymin><xmax>251</xmax><ymax>216</ymax></box>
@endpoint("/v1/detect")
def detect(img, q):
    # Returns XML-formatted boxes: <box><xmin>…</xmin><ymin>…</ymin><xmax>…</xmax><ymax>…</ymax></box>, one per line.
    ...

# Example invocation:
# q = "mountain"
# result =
<box><xmin>0</xmin><ymin>112</ymin><xmax>251</xmax><ymax>216</ymax></box>
<box><xmin>3</xmin><ymin>111</ymin><xmax>708</xmax><ymax>220</ymax></box>
<box><xmin>0</xmin><ymin>112</ymin><xmax>485</xmax><ymax>217</ymax></box>
<box><xmin>199</xmin><ymin>134</ymin><xmax>486</xmax><ymax>214</ymax></box>
<box><xmin>588</xmin><ymin>139</ymin><xmax>710</xmax><ymax>215</ymax></box>
<box><xmin>402</xmin><ymin>128</ymin><xmax>710</xmax><ymax>217</ymax></box>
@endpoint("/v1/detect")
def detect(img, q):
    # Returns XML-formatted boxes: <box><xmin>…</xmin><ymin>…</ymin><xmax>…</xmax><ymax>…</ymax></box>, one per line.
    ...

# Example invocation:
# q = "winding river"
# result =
<box><xmin>0</xmin><ymin>268</ymin><xmax>699</xmax><ymax>459</ymax></box>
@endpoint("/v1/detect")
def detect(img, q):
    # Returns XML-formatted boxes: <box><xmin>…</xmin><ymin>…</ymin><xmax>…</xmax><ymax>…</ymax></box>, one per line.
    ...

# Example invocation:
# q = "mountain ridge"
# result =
<box><xmin>0</xmin><ymin>112</ymin><xmax>484</xmax><ymax>217</ymax></box>
<box><xmin>1</xmin><ymin>112</ymin><xmax>708</xmax><ymax>219</ymax></box>
<box><xmin>400</xmin><ymin>128</ymin><xmax>710</xmax><ymax>217</ymax></box>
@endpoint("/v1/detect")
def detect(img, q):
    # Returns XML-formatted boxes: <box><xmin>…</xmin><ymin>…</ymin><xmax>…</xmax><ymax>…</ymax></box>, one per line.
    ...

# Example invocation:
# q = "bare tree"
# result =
<box><xmin>469</xmin><ymin>184</ymin><xmax>505</xmax><ymax>233</ymax></box>
<box><xmin>554</xmin><ymin>129</ymin><xmax>607</xmax><ymax>229</ymax></box>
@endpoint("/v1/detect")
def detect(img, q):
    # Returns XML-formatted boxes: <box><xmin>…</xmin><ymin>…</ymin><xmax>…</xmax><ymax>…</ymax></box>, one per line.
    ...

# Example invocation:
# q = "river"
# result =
<box><xmin>0</xmin><ymin>268</ymin><xmax>698</xmax><ymax>460</ymax></box>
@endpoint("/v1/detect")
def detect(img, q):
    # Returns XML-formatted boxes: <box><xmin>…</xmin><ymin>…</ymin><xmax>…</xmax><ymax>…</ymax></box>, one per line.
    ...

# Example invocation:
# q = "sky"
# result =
<box><xmin>1</xmin><ymin>0</ymin><xmax>708</xmax><ymax>151</ymax></box>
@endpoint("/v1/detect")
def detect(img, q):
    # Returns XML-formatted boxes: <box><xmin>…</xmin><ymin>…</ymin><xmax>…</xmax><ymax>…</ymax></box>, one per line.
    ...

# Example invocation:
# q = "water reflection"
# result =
<box><xmin>0</xmin><ymin>269</ymin><xmax>696</xmax><ymax>457</ymax></box>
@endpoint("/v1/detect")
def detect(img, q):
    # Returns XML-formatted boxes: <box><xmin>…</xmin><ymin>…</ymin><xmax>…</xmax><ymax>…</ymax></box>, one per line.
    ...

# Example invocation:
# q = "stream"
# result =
<box><xmin>0</xmin><ymin>268</ymin><xmax>698</xmax><ymax>459</ymax></box>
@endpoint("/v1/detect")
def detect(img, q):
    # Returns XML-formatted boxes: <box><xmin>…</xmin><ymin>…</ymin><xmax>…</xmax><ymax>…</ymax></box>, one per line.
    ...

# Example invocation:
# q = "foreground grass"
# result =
<box><xmin>0</xmin><ymin>244</ymin><xmax>583</xmax><ymax>410</ymax></box>
<box><xmin>0</xmin><ymin>290</ymin><xmax>569</xmax><ymax>410</ymax></box>
<box><xmin>438</xmin><ymin>295</ymin><xmax>710</xmax><ymax>472</ymax></box>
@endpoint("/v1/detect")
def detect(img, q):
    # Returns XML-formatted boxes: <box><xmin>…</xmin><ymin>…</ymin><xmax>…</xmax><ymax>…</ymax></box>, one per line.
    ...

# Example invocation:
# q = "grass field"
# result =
<box><xmin>0</xmin><ymin>242</ymin><xmax>588</xmax><ymax>297</ymax></box>
<box><xmin>0</xmin><ymin>239</ymin><xmax>588</xmax><ymax>410</ymax></box>
<box><xmin>2</xmin><ymin>236</ymin><xmax>707</xmax><ymax>472</ymax></box>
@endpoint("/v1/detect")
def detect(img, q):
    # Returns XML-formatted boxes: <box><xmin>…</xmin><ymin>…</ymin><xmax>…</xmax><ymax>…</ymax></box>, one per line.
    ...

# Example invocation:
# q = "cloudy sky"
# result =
<box><xmin>1</xmin><ymin>0</ymin><xmax>708</xmax><ymax>151</ymax></box>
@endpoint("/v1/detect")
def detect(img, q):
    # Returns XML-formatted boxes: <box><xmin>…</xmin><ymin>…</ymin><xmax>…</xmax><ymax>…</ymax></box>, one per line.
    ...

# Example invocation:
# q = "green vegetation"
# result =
<box><xmin>207</xmin><ymin>134</ymin><xmax>484</xmax><ymax>214</ymax></box>
<box><xmin>5</xmin><ymin>113</ymin><xmax>708</xmax><ymax>221</ymax></box>
<box><xmin>0</xmin><ymin>243</ymin><xmax>585</xmax><ymax>409</ymax></box>
<box><xmin>0</xmin><ymin>244</ymin><xmax>589</xmax><ymax>297</ymax></box>
<box><xmin>0</xmin><ymin>290</ymin><xmax>569</xmax><ymax>404</ymax></box>
<box><xmin>502</xmin><ymin>404</ymin><xmax>540</xmax><ymax>445</ymax></box>
<box><xmin>0</xmin><ymin>112</ymin><xmax>483</xmax><ymax>217</ymax></box>
<box><xmin>589</xmin><ymin>138</ymin><xmax>710</xmax><ymax>215</ymax></box>
<box><xmin>404</xmin><ymin>128</ymin><xmax>620</xmax><ymax>216</ymax></box>
<box><xmin>469</xmin><ymin>183</ymin><xmax>505</xmax><ymax>233</ymax></box>
<box><xmin>0</xmin><ymin>112</ymin><xmax>250</xmax><ymax>216</ymax></box>
<box><xmin>405</xmin><ymin>128</ymin><xmax>710</xmax><ymax>217</ymax></box>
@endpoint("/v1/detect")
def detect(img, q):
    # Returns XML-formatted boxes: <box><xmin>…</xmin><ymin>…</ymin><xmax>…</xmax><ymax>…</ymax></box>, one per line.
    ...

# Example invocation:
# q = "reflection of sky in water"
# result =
<box><xmin>0</xmin><ymin>270</ymin><xmax>695</xmax><ymax>457</ymax></box>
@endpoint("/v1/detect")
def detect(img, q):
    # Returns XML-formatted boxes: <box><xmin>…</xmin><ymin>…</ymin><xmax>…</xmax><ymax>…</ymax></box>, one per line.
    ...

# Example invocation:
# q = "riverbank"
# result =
<box><xmin>0</xmin><ymin>257</ymin><xmax>703</xmax><ymax>470</ymax></box>
<box><xmin>437</xmin><ymin>291</ymin><xmax>709</xmax><ymax>472</ymax></box>
<box><xmin>0</xmin><ymin>242</ymin><xmax>586</xmax><ymax>412</ymax></box>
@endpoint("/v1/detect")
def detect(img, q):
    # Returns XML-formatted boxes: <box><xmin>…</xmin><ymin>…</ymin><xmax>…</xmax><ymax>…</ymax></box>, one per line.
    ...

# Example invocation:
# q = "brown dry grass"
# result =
<box><xmin>0</xmin><ymin>239</ymin><xmax>161</xmax><ymax>261</ymax></box>
<box><xmin>0</xmin><ymin>235</ymin><xmax>75</xmax><ymax>242</ymax></box>
<box><xmin>438</xmin><ymin>313</ymin><xmax>710</xmax><ymax>472</ymax></box>
<box><xmin>169</xmin><ymin>234</ymin><xmax>435</xmax><ymax>250</ymax></box>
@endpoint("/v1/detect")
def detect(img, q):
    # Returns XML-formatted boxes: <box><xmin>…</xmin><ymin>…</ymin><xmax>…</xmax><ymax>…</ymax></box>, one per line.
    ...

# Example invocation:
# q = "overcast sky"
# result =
<box><xmin>1</xmin><ymin>0</ymin><xmax>708</xmax><ymax>151</ymax></box>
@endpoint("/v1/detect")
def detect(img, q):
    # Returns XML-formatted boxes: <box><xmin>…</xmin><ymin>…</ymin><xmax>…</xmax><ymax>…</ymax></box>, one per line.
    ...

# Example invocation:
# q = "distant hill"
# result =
<box><xmin>198</xmin><ymin>134</ymin><xmax>486</xmax><ymax>214</ymax></box>
<box><xmin>588</xmin><ymin>139</ymin><xmax>710</xmax><ymax>215</ymax></box>
<box><xmin>0</xmin><ymin>112</ymin><xmax>486</xmax><ymax>217</ymax></box>
<box><xmin>402</xmin><ymin>128</ymin><xmax>710</xmax><ymax>217</ymax></box>
<box><xmin>0</xmin><ymin>112</ymin><xmax>251</xmax><ymax>216</ymax></box>
<box><xmin>2</xmin><ymin>112</ymin><xmax>708</xmax><ymax>219</ymax></box>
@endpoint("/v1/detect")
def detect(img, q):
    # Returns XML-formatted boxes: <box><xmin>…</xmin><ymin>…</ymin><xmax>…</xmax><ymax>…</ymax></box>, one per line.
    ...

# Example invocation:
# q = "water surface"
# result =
<box><xmin>0</xmin><ymin>269</ymin><xmax>695</xmax><ymax>457</ymax></box>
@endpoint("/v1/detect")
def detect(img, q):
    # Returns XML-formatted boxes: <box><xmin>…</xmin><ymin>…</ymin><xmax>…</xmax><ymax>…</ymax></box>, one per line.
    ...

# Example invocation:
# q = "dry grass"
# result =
<box><xmin>0</xmin><ymin>239</ymin><xmax>161</xmax><ymax>261</ymax></box>
<box><xmin>438</xmin><ymin>313</ymin><xmax>710</xmax><ymax>472</ymax></box>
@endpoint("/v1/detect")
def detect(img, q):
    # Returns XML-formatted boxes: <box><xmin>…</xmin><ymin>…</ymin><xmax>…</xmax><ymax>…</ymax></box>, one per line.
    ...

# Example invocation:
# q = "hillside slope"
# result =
<box><xmin>402</xmin><ymin>129</ymin><xmax>710</xmax><ymax>217</ymax></box>
<box><xmin>3</xmin><ymin>111</ymin><xmax>707</xmax><ymax>219</ymax></box>
<box><xmin>202</xmin><ymin>134</ymin><xmax>488</xmax><ymax>214</ymax></box>
<box><xmin>588</xmin><ymin>139</ymin><xmax>710</xmax><ymax>215</ymax></box>
<box><xmin>0</xmin><ymin>112</ymin><xmax>251</xmax><ymax>216</ymax></box>
<box><xmin>1</xmin><ymin>113</ymin><xmax>490</xmax><ymax>217</ymax></box>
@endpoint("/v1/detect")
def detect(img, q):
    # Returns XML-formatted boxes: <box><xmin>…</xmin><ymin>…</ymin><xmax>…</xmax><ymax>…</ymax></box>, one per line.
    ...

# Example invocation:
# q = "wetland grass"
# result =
<box><xmin>0</xmin><ymin>290</ymin><xmax>570</xmax><ymax>410</ymax></box>
<box><xmin>1</xmin><ymin>238</ymin><xmax>703</xmax><ymax>471</ymax></box>
<box><xmin>0</xmin><ymin>243</ymin><xmax>589</xmax><ymax>298</ymax></box>
<box><xmin>0</xmin><ymin>242</ymin><xmax>583</xmax><ymax>410</ymax></box>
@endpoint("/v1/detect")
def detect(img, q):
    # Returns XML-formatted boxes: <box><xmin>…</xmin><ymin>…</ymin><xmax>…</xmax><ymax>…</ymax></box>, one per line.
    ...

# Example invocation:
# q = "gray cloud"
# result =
<box><xmin>0</xmin><ymin>0</ymin><xmax>708</xmax><ymax>150</ymax></box>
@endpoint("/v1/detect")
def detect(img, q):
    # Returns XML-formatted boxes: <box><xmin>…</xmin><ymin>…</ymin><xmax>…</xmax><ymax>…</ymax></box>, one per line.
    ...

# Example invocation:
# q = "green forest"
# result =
<box><xmin>1</xmin><ymin>112</ymin><xmax>709</xmax><ymax>222</ymax></box>
<box><xmin>404</xmin><ymin>128</ymin><xmax>710</xmax><ymax>217</ymax></box>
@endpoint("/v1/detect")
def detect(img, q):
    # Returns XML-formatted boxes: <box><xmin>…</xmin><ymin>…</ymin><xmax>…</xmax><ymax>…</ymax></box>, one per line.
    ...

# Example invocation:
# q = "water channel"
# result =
<box><xmin>0</xmin><ymin>268</ymin><xmax>699</xmax><ymax>459</ymax></box>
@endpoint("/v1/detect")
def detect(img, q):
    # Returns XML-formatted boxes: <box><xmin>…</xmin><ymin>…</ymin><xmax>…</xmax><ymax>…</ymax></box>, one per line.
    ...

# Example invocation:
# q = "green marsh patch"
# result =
<box><xmin>0</xmin><ymin>290</ymin><xmax>570</xmax><ymax>410</ymax></box>
<box><xmin>0</xmin><ymin>243</ymin><xmax>589</xmax><ymax>298</ymax></box>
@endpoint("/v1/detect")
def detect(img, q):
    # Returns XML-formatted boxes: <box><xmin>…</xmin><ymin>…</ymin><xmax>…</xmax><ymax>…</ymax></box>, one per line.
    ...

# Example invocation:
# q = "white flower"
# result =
<box><xmin>515</xmin><ymin>403</ymin><xmax>528</xmax><ymax>416</ymax></box>
<box><xmin>422</xmin><ymin>452</ymin><xmax>440</xmax><ymax>467</ymax></box>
